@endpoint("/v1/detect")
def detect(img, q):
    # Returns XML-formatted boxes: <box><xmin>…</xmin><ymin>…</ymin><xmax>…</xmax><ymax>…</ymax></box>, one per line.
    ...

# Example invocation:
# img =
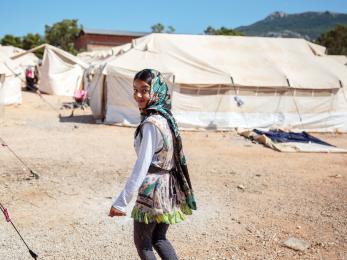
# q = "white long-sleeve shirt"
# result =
<box><xmin>112</xmin><ymin>123</ymin><xmax>163</xmax><ymax>213</ymax></box>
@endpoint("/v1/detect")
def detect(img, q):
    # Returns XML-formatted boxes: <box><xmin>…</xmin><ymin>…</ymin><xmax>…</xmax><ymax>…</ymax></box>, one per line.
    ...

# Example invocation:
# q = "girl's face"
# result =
<box><xmin>133</xmin><ymin>79</ymin><xmax>151</xmax><ymax>109</ymax></box>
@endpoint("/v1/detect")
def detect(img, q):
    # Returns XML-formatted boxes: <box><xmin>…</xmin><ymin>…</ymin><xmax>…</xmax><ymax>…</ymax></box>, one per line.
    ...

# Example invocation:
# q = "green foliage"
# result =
<box><xmin>166</xmin><ymin>26</ymin><xmax>175</xmax><ymax>34</ymax></box>
<box><xmin>45</xmin><ymin>19</ymin><xmax>82</xmax><ymax>54</ymax></box>
<box><xmin>151</xmin><ymin>23</ymin><xmax>175</xmax><ymax>34</ymax></box>
<box><xmin>151</xmin><ymin>23</ymin><xmax>165</xmax><ymax>33</ymax></box>
<box><xmin>22</xmin><ymin>33</ymin><xmax>46</xmax><ymax>58</ymax></box>
<box><xmin>22</xmin><ymin>33</ymin><xmax>45</xmax><ymax>50</ymax></box>
<box><xmin>1</xmin><ymin>34</ymin><xmax>23</xmax><ymax>48</ymax></box>
<box><xmin>316</xmin><ymin>24</ymin><xmax>347</xmax><ymax>55</ymax></box>
<box><xmin>204</xmin><ymin>26</ymin><xmax>244</xmax><ymax>36</ymax></box>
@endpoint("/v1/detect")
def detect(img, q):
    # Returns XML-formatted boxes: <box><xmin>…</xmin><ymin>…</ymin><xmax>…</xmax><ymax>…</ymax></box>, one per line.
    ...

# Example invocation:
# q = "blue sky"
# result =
<box><xmin>1</xmin><ymin>0</ymin><xmax>347</xmax><ymax>37</ymax></box>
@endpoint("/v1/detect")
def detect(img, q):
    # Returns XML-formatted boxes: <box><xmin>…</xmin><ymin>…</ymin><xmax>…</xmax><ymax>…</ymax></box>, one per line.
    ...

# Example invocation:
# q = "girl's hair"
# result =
<box><xmin>134</xmin><ymin>69</ymin><xmax>153</xmax><ymax>86</ymax></box>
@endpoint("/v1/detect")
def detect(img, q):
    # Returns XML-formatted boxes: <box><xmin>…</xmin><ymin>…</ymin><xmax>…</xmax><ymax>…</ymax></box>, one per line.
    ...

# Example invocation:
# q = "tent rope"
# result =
<box><xmin>0</xmin><ymin>137</ymin><xmax>39</xmax><ymax>179</ymax></box>
<box><xmin>35</xmin><ymin>91</ymin><xmax>62</xmax><ymax>115</ymax></box>
<box><xmin>0</xmin><ymin>202</ymin><xmax>38</xmax><ymax>259</ymax></box>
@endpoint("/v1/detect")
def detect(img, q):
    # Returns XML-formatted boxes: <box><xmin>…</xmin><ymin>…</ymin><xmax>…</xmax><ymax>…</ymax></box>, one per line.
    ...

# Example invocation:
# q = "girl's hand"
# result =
<box><xmin>108</xmin><ymin>206</ymin><xmax>126</xmax><ymax>217</ymax></box>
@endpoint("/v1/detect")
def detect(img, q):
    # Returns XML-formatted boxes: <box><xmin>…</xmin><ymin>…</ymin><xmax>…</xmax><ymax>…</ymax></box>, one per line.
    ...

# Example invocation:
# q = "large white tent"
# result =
<box><xmin>87</xmin><ymin>33</ymin><xmax>347</xmax><ymax>132</ymax></box>
<box><xmin>327</xmin><ymin>55</ymin><xmax>347</xmax><ymax>66</ymax></box>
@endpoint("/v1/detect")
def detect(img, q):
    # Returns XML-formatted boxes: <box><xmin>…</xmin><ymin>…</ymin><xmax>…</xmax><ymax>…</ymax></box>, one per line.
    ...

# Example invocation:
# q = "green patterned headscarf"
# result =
<box><xmin>135</xmin><ymin>69</ymin><xmax>197</xmax><ymax>211</ymax></box>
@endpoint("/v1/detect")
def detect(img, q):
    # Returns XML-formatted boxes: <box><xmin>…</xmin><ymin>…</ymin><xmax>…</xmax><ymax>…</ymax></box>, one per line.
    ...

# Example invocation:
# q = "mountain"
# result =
<box><xmin>236</xmin><ymin>11</ymin><xmax>347</xmax><ymax>40</ymax></box>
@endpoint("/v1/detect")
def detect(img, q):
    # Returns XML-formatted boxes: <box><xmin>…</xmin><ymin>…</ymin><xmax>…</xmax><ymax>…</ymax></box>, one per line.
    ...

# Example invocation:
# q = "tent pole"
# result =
<box><xmin>171</xmin><ymin>74</ymin><xmax>176</xmax><ymax>108</ymax></box>
<box><xmin>10</xmin><ymin>44</ymin><xmax>47</xmax><ymax>60</ymax></box>
<box><xmin>339</xmin><ymin>80</ymin><xmax>347</xmax><ymax>105</ymax></box>
<box><xmin>287</xmin><ymin>78</ymin><xmax>304</xmax><ymax>129</ymax></box>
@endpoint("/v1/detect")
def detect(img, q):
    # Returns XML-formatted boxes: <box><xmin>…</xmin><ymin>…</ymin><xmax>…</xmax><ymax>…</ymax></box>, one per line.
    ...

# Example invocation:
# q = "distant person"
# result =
<box><xmin>25</xmin><ymin>66</ymin><xmax>37</xmax><ymax>92</ymax></box>
<box><xmin>34</xmin><ymin>65</ymin><xmax>39</xmax><ymax>86</ymax></box>
<box><xmin>109</xmin><ymin>69</ymin><xmax>197</xmax><ymax>259</ymax></box>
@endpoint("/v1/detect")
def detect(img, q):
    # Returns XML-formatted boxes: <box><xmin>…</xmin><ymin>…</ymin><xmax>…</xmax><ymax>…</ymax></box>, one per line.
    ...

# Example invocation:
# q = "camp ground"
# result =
<box><xmin>1</xmin><ymin>91</ymin><xmax>346</xmax><ymax>259</ymax></box>
<box><xmin>1</xmin><ymin>34</ymin><xmax>347</xmax><ymax>259</ymax></box>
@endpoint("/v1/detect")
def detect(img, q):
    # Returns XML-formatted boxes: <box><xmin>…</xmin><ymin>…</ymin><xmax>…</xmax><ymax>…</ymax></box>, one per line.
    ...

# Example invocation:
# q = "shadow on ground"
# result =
<box><xmin>59</xmin><ymin>114</ymin><xmax>95</xmax><ymax>124</ymax></box>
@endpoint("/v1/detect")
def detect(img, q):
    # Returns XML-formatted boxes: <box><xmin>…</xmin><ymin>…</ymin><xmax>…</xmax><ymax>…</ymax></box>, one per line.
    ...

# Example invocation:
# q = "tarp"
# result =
<box><xmin>239</xmin><ymin>129</ymin><xmax>347</xmax><ymax>153</ymax></box>
<box><xmin>87</xmin><ymin>33</ymin><xmax>347</xmax><ymax>132</ymax></box>
<box><xmin>252</xmin><ymin>129</ymin><xmax>333</xmax><ymax>146</ymax></box>
<box><xmin>39</xmin><ymin>45</ymin><xmax>88</xmax><ymax>96</ymax></box>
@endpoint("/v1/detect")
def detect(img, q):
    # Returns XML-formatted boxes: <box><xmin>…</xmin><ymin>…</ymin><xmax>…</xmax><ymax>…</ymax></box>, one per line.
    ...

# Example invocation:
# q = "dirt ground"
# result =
<box><xmin>0</xmin><ymin>91</ymin><xmax>346</xmax><ymax>260</ymax></box>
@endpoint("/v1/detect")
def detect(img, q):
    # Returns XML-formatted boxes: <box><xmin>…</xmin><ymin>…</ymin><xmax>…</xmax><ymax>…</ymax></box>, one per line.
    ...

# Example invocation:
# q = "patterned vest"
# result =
<box><xmin>134</xmin><ymin>114</ymin><xmax>174</xmax><ymax>171</ymax></box>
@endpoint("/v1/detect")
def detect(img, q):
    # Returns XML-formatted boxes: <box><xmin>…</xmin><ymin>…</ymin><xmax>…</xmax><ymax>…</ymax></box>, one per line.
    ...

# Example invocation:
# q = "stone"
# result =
<box><xmin>237</xmin><ymin>184</ymin><xmax>245</xmax><ymax>190</ymax></box>
<box><xmin>283</xmin><ymin>237</ymin><xmax>311</xmax><ymax>251</ymax></box>
<box><xmin>329</xmin><ymin>174</ymin><xmax>342</xmax><ymax>178</ymax></box>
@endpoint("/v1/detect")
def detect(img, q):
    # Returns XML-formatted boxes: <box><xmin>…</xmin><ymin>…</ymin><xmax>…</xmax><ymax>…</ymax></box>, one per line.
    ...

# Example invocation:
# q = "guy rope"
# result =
<box><xmin>0</xmin><ymin>202</ymin><xmax>38</xmax><ymax>259</ymax></box>
<box><xmin>0</xmin><ymin>137</ymin><xmax>39</xmax><ymax>179</ymax></box>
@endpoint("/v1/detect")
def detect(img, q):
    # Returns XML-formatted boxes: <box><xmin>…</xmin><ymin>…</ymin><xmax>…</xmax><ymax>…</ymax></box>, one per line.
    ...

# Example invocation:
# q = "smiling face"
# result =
<box><xmin>133</xmin><ymin>79</ymin><xmax>151</xmax><ymax>109</ymax></box>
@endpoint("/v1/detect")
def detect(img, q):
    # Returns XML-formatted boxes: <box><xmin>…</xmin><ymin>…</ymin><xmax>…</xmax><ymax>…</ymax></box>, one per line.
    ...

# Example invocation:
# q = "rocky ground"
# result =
<box><xmin>0</xmin><ymin>92</ymin><xmax>346</xmax><ymax>259</ymax></box>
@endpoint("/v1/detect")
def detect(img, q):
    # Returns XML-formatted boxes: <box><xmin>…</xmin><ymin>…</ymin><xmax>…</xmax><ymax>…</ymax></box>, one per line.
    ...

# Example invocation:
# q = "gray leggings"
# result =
<box><xmin>133</xmin><ymin>221</ymin><xmax>178</xmax><ymax>260</ymax></box>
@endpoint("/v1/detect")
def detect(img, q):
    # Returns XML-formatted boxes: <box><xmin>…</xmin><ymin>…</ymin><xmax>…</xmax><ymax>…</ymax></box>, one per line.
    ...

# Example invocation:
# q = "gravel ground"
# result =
<box><xmin>0</xmin><ymin>92</ymin><xmax>346</xmax><ymax>259</ymax></box>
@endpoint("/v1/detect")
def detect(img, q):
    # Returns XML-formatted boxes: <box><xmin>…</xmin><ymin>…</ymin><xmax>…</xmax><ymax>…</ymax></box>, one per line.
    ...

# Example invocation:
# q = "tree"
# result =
<box><xmin>166</xmin><ymin>26</ymin><xmax>176</xmax><ymax>34</ymax></box>
<box><xmin>1</xmin><ymin>34</ymin><xmax>23</xmax><ymax>48</ymax></box>
<box><xmin>151</xmin><ymin>23</ymin><xmax>176</xmax><ymax>34</ymax></box>
<box><xmin>151</xmin><ymin>23</ymin><xmax>165</xmax><ymax>33</ymax></box>
<box><xmin>21</xmin><ymin>33</ymin><xmax>46</xmax><ymax>58</ymax></box>
<box><xmin>204</xmin><ymin>26</ymin><xmax>244</xmax><ymax>36</ymax></box>
<box><xmin>45</xmin><ymin>19</ymin><xmax>82</xmax><ymax>54</ymax></box>
<box><xmin>316</xmin><ymin>24</ymin><xmax>347</xmax><ymax>55</ymax></box>
<box><xmin>22</xmin><ymin>33</ymin><xmax>45</xmax><ymax>50</ymax></box>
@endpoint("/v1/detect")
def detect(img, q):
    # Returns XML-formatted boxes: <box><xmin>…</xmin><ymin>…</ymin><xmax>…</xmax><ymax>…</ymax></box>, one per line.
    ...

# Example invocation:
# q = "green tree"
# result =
<box><xmin>22</xmin><ymin>33</ymin><xmax>46</xmax><ymax>58</ymax></box>
<box><xmin>1</xmin><ymin>34</ymin><xmax>23</xmax><ymax>48</ymax></box>
<box><xmin>151</xmin><ymin>23</ymin><xmax>165</xmax><ymax>33</ymax></box>
<box><xmin>22</xmin><ymin>33</ymin><xmax>45</xmax><ymax>50</ymax></box>
<box><xmin>166</xmin><ymin>26</ymin><xmax>176</xmax><ymax>34</ymax></box>
<box><xmin>204</xmin><ymin>26</ymin><xmax>244</xmax><ymax>36</ymax></box>
<box><xmin>316</xmin><ymin>24</ymin><xmax>347</xmax><ymax>55</ymax></box>
<box><xmin>45</xmin><ymin>19</ymin><xmax>82</xmax><ymax>54</ymax></box>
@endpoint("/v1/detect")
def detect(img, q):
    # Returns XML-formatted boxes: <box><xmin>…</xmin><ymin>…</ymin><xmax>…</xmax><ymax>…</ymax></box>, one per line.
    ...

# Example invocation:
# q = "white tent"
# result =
<box><xmin>0</xmin><ymin>53</ymin><xmax>22</xmax><ymax>105</ymax></box>
<box><xmin>78</xmin><ymin>43</ymin><xmax>131</xmax><ymax>64</ymax></box>
<box><xmin>0</xmin><ymin>45</ymin><xmax>39</xmax><ymax>73</ymax></box>
<box><xmin>0</xmin><ymin>45</ymin><xmax>39</xmax><ymax>106</ymax></box>
<box><xmin>37</xmin><ymin>45</ymin><xmax>88</xmax><ymax>96</ymax></box>
<box><xmin>327</xmin><ymin>55</ymin><xmax>347</xmax><ymax>66</ymax></box>
<box><xmin>82</xmin><ymin>44</ymin><xmax>132</xmax><ymax>119</ymax></box>
<box><xmin>10</xmin><ymin>44</ymin><xmax>88</xmax><ymax>97</ymax></box>
<box><xmin>88</xmin><ymin>33</ymin><xmax>347</xmax><ymax>132</ymax></box>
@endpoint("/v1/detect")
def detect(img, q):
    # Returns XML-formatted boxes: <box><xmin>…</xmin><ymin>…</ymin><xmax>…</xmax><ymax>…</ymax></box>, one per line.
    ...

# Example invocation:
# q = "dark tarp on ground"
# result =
<box><xmin>253</xmin><ymin>129</ymin><xmax>334</xmax><ymax>147</ymax></box>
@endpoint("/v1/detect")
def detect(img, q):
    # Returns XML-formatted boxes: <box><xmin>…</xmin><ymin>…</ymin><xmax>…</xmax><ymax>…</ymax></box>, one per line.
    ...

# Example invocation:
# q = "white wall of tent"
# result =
<box><xmin>1</xmin><ymin>34</ymin><xmax>347</xmax><ymax>132</ymax></box>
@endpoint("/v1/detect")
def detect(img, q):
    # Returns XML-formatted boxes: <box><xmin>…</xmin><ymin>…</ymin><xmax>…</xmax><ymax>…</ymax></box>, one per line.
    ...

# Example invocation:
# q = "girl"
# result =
<box><xmin>109</xmin><ymin>69</ymin><xmax>196</xmax><ymax>260</ymax></box>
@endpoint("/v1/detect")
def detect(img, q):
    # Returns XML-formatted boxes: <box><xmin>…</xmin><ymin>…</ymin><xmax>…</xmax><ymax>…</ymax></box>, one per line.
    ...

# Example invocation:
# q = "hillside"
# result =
<box><xmin>236</xmin><ymin>11</ymin><xmax>347</xmax><ymax>40</ymax></box>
